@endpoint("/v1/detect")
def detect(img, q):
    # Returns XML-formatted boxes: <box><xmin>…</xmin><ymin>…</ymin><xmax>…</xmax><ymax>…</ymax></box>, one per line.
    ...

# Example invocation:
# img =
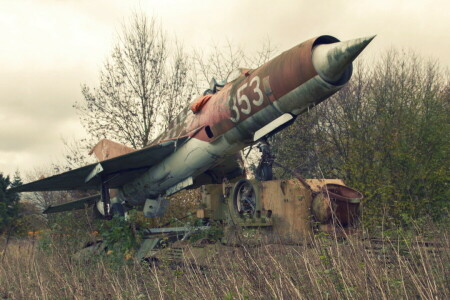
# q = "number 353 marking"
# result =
<box><xmin>230</xmin><ymin>76</ymin><xmax>264</xmax><ymax>123</ymax></box>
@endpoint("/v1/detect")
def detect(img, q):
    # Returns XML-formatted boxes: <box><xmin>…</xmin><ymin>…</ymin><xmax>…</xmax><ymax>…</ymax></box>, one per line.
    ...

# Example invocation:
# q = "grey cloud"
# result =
<box><xmin>0</xmin><ymin>67</ymin><xmax>89</xmax><ymax>170</ymax></box>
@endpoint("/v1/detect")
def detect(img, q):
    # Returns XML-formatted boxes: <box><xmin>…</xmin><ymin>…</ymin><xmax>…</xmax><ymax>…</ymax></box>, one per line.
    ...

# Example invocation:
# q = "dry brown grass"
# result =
<box><xmin>1</xmin><ymin>229</ymin><xmax>449</xmax><ymax>300</ymax></box>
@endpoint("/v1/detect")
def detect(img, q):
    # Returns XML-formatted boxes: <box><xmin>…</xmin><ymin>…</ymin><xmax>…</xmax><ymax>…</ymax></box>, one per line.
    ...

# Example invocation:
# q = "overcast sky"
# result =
<box><xmin>0</xmin><ymin>0</ymin><xmax>449</xmax><ymax>178</ymax></box>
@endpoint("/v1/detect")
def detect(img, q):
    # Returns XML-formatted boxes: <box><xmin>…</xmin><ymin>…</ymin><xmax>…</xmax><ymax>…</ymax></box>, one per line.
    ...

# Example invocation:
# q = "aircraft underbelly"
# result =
<box><xmin>120</xmin><ymin>136</ymin><xmax>243</xmax><ymax>205</ymax></box>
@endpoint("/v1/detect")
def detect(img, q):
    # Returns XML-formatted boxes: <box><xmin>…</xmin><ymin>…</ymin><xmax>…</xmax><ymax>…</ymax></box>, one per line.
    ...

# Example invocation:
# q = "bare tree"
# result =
<box><xmin>160</xmin><ymin>46</ymin><xmax>193</xmax><ymax>131</ymax></box>
<box><xmin>192</xmin><ymin>38</ymin><xmax>276</xmax><ymax>94</ymax></box>
<box><xmin>75</xmin><ymin>14</ymin><xmax>194</xmax><ymax>149</ymax></box>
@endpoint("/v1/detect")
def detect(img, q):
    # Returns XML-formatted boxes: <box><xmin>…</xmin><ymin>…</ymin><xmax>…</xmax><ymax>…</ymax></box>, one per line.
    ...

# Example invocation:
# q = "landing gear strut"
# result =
<box><xmin>255</xmin><ymin>139</ymin><xmax>275</xmax><ymax>181</ymax></box>
<box><xmin>94</xmin><ymin>181</ymin><xmax>125</xmax><ymax>219</ymax></box>
<box><xmin>101</xmin><ymin>182</ymin><xmax>112</xmax><ymax>219</ymax></box>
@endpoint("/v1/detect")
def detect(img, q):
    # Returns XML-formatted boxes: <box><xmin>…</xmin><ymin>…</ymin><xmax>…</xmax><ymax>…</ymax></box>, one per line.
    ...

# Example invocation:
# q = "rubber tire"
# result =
<box><xmin>231</xmin><ymin>179</ymin><xmax>256</xmax><ymax>215</ymax></box>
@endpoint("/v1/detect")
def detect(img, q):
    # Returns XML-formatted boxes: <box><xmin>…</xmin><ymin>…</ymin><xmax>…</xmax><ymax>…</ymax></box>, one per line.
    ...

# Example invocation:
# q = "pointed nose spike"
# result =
<box><xmin>312</xmin><ymin>35</ymin><xmax>376</xmax><ymax>83</ymax></box>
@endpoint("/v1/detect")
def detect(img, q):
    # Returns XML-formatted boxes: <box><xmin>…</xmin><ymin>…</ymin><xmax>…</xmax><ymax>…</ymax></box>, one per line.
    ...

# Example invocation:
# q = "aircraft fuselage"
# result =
<box><xmin>117</xmin><ymin>35</ymin><xmax>374</xmax><ymax>205</ymax></box>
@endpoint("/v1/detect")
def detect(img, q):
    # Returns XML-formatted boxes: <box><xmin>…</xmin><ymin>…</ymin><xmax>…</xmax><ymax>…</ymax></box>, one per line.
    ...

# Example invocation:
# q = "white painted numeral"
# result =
<box><xmin>250</xmin><ymin>76</ymin><xmax>264</xmax><ymax>106</ymax></box>
<box><xmin>229</xmin><ymin>75</ymin><xmax>265</xmax><ymax>123</ymax></box>
<box><xmin>237</xmin><ymin>83</ymin><xmax>251</xmax><ymax>115</ymax></box>
<box><xmin>230</xmin><ymin>96</ymin><xmax>240</xmax><ymax>123</ymax></box>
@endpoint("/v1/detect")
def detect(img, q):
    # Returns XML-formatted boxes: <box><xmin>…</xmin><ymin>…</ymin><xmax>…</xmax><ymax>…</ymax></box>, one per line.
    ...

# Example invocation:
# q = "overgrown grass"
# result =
<box><xmin>1</xmin><ymin>225</ymin><xmax>449</xmax><ymax>300</ymax></box>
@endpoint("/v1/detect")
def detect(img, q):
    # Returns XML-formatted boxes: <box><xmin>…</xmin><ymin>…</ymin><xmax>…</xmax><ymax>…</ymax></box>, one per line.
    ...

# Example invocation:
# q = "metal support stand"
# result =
<box><xmin>255</xmin><ymin>138</ymin><xmax>275</xmax><ymax>181</ymax></box>
<box><xmin>101</xmin><ymin>181</ymin><xmax>112</xmax><ymax>219</ymax></box>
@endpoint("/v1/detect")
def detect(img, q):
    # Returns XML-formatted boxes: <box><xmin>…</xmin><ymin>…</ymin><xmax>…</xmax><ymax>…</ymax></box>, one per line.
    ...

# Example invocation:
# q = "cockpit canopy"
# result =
<box><xmin>202</xmin><ymin>68</ymin><xmax>250</xmax><ymax>95</ymax></box>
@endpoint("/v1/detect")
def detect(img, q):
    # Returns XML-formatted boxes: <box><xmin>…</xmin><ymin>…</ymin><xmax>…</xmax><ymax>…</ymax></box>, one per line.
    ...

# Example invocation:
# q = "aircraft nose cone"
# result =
<box><xmin>312</xmin><ymin>35</ymin><xmax>376</xmax><ymax>84</ymax></box>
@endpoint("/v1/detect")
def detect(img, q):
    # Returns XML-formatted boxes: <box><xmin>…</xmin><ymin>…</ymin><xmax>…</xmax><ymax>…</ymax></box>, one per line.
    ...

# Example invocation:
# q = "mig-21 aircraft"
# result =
<box><xmin>11</xmin><ymin>35</ymin><xmax>375</xmax><ymax>219</ymax></box>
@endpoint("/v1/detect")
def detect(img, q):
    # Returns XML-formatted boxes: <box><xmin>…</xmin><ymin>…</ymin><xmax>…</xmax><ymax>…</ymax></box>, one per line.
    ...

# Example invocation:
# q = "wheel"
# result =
<box><xmin>232</xmin><ymin>179</ymin><xmax>256</xmax><ymax>216</ymax></box>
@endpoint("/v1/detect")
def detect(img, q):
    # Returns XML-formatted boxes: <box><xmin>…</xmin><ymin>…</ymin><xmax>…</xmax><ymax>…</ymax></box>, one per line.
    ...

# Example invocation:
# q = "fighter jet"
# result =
<box><xmin>11</xmin><ymin>35</ymin><xmax>375</xmax><ymax>218</ymax></box>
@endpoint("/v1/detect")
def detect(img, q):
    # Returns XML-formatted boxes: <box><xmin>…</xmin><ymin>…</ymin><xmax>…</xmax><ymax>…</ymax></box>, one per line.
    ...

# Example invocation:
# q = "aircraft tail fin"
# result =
<box><xmin>89</xmin><ymin>139</ymin><xmax>136</xmax><ymax>161</ymax></box>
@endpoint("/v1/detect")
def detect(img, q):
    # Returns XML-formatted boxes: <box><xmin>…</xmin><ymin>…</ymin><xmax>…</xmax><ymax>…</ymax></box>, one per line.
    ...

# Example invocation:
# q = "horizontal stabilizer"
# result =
<box><xmin>10</xmin><ymin>137</ymin><xmax>188</xmax><ymax>192</ymax></box>
<box><xmin>43</xmin><ymin>194</ymin><xmax>101</xmax><ymax>214</ymax></box>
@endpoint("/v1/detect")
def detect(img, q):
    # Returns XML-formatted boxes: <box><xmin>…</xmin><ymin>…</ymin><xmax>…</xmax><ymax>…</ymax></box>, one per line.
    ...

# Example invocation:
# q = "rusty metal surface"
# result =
<box><xmin>89</xmin><ymin>138</ymin><xmax>136</xmax><ymax>161</ymax></box>
<box><xmin>191</xmin><ymin>95</ymin><xmax>213</xmax><ymax>113</ymax></box>
<box><xmin>199</xmin><ymin>179</ymin><xmax>360</xmax><ymax>238</ymax></box>
<box><xmin>151</xmin><ymin>36</ymin><xmax>323</xmax><ymax>145</ymax></box>
<box><xmin>151</xmin><ymin>35</ymin><xmax>368</xmax><ymax>146</ymax></box>
<box><xmin>306</xmin><ymin>179</ymin><xmax>345</xmax><ymax>193</ymax></box>
<box><xmin>195</xmin><ymin>179</ymin><xmax>363</xmax><ymax>238</ymax></box>
<box><xmin>258</xmin><ymin>179</ymin><xmax>313</xmax><ymax>237</ymax></box>
<box><xmin>312</xmin><ymin>184</ymin><xmax>363</xmax><ymax>227</ymax></box>
<box><xmin>273</xmin><ymin>161</ymin><xmax>314</xmax><ymax>192</ymax></box>
<box><xmin>324</xmin><ymin>184</ymin><xmax>363</xmax><ymax>203</ymax></box>
<box><xmin>265</xmin><ymin>37</ymin><xmax>318</xmax><ymax>100</ymax></box>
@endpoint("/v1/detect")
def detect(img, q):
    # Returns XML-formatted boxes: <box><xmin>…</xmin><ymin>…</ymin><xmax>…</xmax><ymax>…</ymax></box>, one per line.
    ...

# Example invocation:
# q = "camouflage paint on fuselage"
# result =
<box><xmin>151</xmin><ymin>36</ymin><xmax>321</xmax><ymax>147</ymax></box>
<box><xmin>118</xmin><ymin>35</ymin><xmax>376</xmax><ymax>205</ymax></box>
